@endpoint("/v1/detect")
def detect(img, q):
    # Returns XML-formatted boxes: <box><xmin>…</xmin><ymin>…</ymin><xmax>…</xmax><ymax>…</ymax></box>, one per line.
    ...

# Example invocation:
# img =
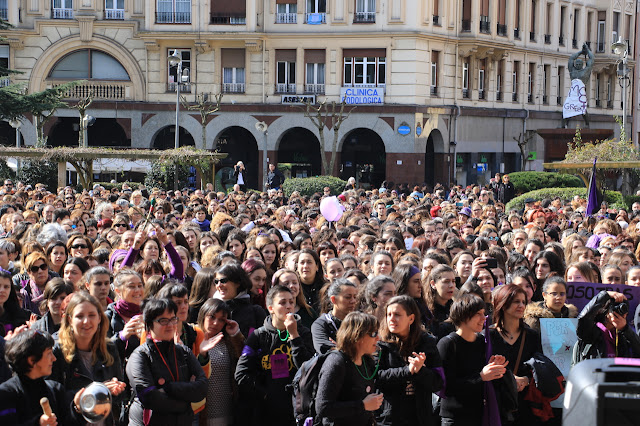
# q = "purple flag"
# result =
<box><xmin>585</xmin><ymin>157</ymin><xmax>598</xmax><ymax>216</ymax></box>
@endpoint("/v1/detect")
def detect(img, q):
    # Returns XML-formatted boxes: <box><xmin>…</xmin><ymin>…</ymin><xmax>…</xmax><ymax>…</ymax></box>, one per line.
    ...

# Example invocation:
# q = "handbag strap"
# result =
<box><xmin>513</xmin><ymin>329</ymin><xmax>526</xmax><ymax>377</ymax></box>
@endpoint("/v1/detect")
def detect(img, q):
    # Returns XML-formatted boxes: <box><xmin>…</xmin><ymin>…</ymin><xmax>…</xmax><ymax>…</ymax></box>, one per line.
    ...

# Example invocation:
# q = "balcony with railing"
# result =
<box><xmin>53</xmin><ymin>8</ymin><xmax>74</xmax><ymax>19</ymax></box>
<box><xmin>529</xmin><ymin>32</ymin><xmax>536</xmax><ymax>42</ymax></box>
<box><xmin>585</xmin><ymin>41</ymin><xmax>591</xmax><ymax>49</ymax></box>
<box><xmin>53</xmin><ymin>81</ymin><xmax>133</xmax><ymax>100</ymax></box>
<box><xmin>306</xmin><ymin>13</ymin><xmax>326</xmax><ymax>24</ymax></box>
<box><xmin>479</xmin><ymin>18</ymin><xmax>490</xmax><ymax>34</ymax></box>
<box><xmin>0</xmin><ymin>77</ymin><xmax>10</xmax><ymax>87</ymax></box>
<box><xmin>496</xmin><ymin>91</ymin><xmax>502</xmax><ymax>101</ymax></box>
<box><xmin>572</xmin><ymin>39</ymin><xmax>578</xmax><ymax>48</ymax></box>
<box><xmin>276</xmin><ymin>13</ymin><xmax>297</xmax><ymax>23</ymax></box>
<box><xmin>462</xmin><ymin>88</ymin><xmax>470</xmax><ymax>98</ymax></box>
<box><xmin>512</xmin><ymin>92</ymin><xmax>518</xmax><ymax>102</ymax></box>
<box><xmin>597</xmin><ymin>41</ymin><xmax>605</xmax><ymax>52</ymax></box>
<box><xmin>514</xmin><ymin>28</ymin><xmax>520</xmax><ymax>39</ymax></box>
<box><xmin>527</xmin><ymin>94</ymin><xmax>533</xmax><ymax>103</ymax></box>
<box><xmin>544</xmin><ymin>34</ymin><xmax>551</xmax><ymax>44</ymax></box>
<box><xmin>559</xmin><ymin>36</ymin><xmax>564</xmax><ymax>45</ymax></box>
<box><xmin>557</xmin><ymin>96</ymin><xmax>562</xmax><ymax>106</ymax></box>
<box><xmin>156</xmin><ymin>12</ymin><xmax>191</xmax><ymax>23</ymax></box>
<box><xmin>305</xmin><ymin>84</ymin><xmax>324</xmax><ymax>94</ymax></box>
<box><xmin>105</xmin><ymin>9</ymin><xmax>124</xmax><ymax>20</ymax></box>
<box><xmin>595</xmin><ymin>99</ymin><xmax>601</xmax><ymax>108</ymax></box>
<box><xmin>354</xmin><ymin>12</ymin><xmax>375</xmax><ymax>23</ymax></box>
<box><xmin>478</xmin><ymin>89</ymin><xmax>485</xmax><ymax>100</ymax></box>
<box><xmin>0</xmin><ymin>8</ymin><xmax>7</xmax><ymax>20</ymax></box>
<box><xmin>607</xmin><ymin>100</ymin><xmax>613</xmax><ymax>108</ymax></box>
<box><xmin>430</xmin><ymin>86</ymin><xmax>438</xmax><ymax>96</ymax></box>
<box><xmin>626</xmin><ymin>40</ymin><xmax>631</xmax><ymax>54</ymax></box>
<box><xmin>276</xmin><ymin>83</ymin><xmax>296</xmax><ymax>94</ymax></box>
<box><xmin>222</xmin><ymin>83</ymin><xmax>245</xmax><ymax>93</ymax></box>
<box><xmin>461</xmin><ymin>20</ymin><xmax>471</xmax><ymax>31</ymax></box>
<box><xmin>167</xmin><ymin>82</ymin><xmax>191</xmax><ymax>93</ymax></box>
<box><xmin>433</xmin><ymin>15</ymin><xmax>440</xmax><ymax>26</ymax></box>
<box><xmin>497</xmin><ymin>24</ymin><xmax>507</xmax><ymax>36</ymax></box>
<box><xmin>542</xmin><ymin>95</ymin><xmax>548</xmax><ymax>104</ymax></box>
<box><xmin>210</xmin><ymin>13</ymin><xmax>245</xmax><ymax>24</ymax></box>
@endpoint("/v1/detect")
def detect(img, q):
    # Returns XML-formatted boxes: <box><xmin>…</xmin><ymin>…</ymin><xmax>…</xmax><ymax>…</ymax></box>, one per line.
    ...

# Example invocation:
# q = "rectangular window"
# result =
<box><xmin>528</xmin><ymin>62</ymin><xmax>534</xmax><ymax>103</ymax></box>
<box><xmin>431</xmin><ymin>51</ymin><xmax>439</xmax><ymax>95</ymax></box>
<box><xmin>343</xmin><ymin>49</ymin><xmax>385</xmax><ymax>87</ymax></box>
<box><xmin>0</xmin><ymin>0</ymin><xmax>6</xmax><ymax>20</ymax></box>
<box><xmin>222</xmin><ymin>48</ymin><xmax>245</xmax><ymax>93</ymax></box>
<box><xmin>514</xmin><ymin>0</ymin><xmax>521</xmax><ymax>38</ymax></box>
<box><xmin>105</xmin><ymin>0</ymin><xmax>124</xmax><ymax>19</ymax></box>
<box><xmin>276</xmin><ymin>3</ymin><xmax>297</xmax><ymax>23</ymax></box>
<box><xmin>607</xmin><ymin>76</ymin><xmax>612</xmax><ymax>105</ymax></box>
<box><xmin>512</xmin><ymin>61</ymin><xmax>520</xmax><ymax>101</ymax></box>
<box><xmin>548</xmin><ymin>4</ymin><xmax>554</xmax><ymax>37</ymax></box>
<box><xmin>543</xmin><ymin>64</ymin><xmax>549</xmax><ymax>103</ymax></box>
<box><xmin>306</xmin><ymin>0</ymin><xmax>326</xmax><ymax>23</ymax></box>
<box><xmin>462</xmin><ymin>0</ymin><xmax>471</xmax><ymax>31</ymax></box>
<box><xmin>595</xmin><ymin>73</ymin><xmax>601</xmax><ymax>104</ymax></box>
<box><xmin>167</xmin><ymin>49</ymin><xmax>191</xmax><ymax>93</ymax></box>
<box><xmin>597</xmin><ymin>20</ymin><xmax>606</xmax><ymax>52</ymax></box>
<box><xmin>354</xmin><ymin>0</ymin><xmax>375</xmax><ymax>23</ymax></box>
<box><xmin>306</xmin><ymin>63</ymin><xmax>325</xmax><ymax>93</ymax></box>
<box><xmin>0</xmin><ymin>45</ymin><xmax>9</xmax><ymax>87</ymax></box>
<box><xmin>433</xmin><ymin>0</ymin><xmax>440</xmax><ymax>25</ymax></box>
<box><xmin>211</xmin><ymin>0</ymin><xmax>245</xmax><ymax>24</ymax></box>
<box><xmin>626</xmin><ymin>14</ymin><xmax>632</xmax><ymax>53</ymax></box>
<box><xmin>276</xmin><ymin>49</ymin><xmax>296</xmax><ymax>93</ymax></box>
<box><xmin>557</xmin><ymin>65</ymin><xmax>564</xmax><ymax>105</ymax></box>
<box><xmin>496</xmin><ymin>59</ymin><xmax>504</xmax><ymax>100</ymax></box>
<box><xmin>530</xmin><ymin>0</ymin><xmax>537</xmax><ymax>41</ymax></box>
<box><xmin>462</xmin><ymin>59</ymin><xmax>469</xmax><ymax>98</ymax></box>
<box><xmin>157</xmin><ymin>0</ymin><xmax>191</xmax><ymax>23</ymax></box>
<box><xmin>478</xmin><ymin>59</ymin><xmax>486</xmax><ymax>99</ymax></box>
<box><xmin>479</xmin><ymin>0</ymin><xmax>490</xmax><ymax>33</ymax></box>
<box><xmin>53</xmin><ymin>0</ymin><xmax>74</xmax><ymax>19</ymax></box>
<box><xmin>573</xmin><ymin>9</ymin><xmax>579</xmax><ymax>47</ymax></box>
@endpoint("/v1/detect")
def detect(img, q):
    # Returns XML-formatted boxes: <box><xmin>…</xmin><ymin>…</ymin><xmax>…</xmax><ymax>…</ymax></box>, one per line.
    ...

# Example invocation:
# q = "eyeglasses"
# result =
<box><xmin>154</xmin><ymin>316</ymin><xmax>179</xmax><ymax>326</ymax></box>
<box><xmin>214</xmin><ymin>278</ymin><xmax>229</xmax><ymax>284</ymax></box>
<box><xmin>71</xmin><ymin>244</ymin><xmax>89</xmax><ymax>250</ymax></box>
<box><xmin>488</xmin><ymin>237</ymin><xmax>499</xmax><ymax>241</ymax></box>
<box><xmin>30</xmin><ymin>263</ymin><xmax>48</xmax><ymax>273</ymax></box>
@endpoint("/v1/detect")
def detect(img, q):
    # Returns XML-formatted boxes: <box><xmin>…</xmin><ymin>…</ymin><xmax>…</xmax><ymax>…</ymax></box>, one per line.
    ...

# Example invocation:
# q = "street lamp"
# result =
<box><xmin>612</xmin><ymin>36</ymin><xmax>629</xmax><ymax>139</ymax></box>
<box><xmin>8</xmin><ymin>119</ymin><xmax>21</xmax><ymax>175</ymax></box>
<box><xmin>168</xmin><ymin>50</ymin><xmax>183</xmax><ymax>189</ymax></box>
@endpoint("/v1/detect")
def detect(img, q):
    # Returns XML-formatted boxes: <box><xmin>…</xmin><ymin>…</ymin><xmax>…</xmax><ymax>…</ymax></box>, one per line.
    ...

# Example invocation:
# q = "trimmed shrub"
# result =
<box><xmin>623</xmin><ymin>196</ymin><xmax>640</xmax><ymax>210</ymax></box>
<box><xmin>17</xmin><ymin>160</ymin><xmax>57</xmax><ymax>192</ymax></box>
<box><xmin>508</xmin><ymin>171</ymin><xmax>583</xmax><ymax>195</ymax></box>
<box><xmin>505</xmin><ymin>188</ymin><xmax>625</xmax><ymax>212</ymax></box>
<box><xmin>282</xmin><ymin>176</ymin><xmax>348</xmax><ymax>197</ymax></box>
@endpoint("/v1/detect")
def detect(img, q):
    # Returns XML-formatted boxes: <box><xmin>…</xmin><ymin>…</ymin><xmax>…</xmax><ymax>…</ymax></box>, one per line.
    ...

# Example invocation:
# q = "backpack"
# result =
<box><xmin>291</xmin><ymin>351</ymin><xmax>332</xmax><ymax>426</ymax></box>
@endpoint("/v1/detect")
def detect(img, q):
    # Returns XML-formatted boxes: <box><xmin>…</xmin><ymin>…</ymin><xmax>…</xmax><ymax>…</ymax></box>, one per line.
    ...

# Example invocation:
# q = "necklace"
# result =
<box><xmin>277</xmin><ymin>329</ymin><xmax>290</xmax><ymax>342</ymax></box>
<box><xmin>153</xmin><ymin>340</ymin><xmax>179</xmax><ymax>382</ymax></box>
<box><xmin>355</xmin><ymin>352</ymin><xmax>380</xmax><ymax>381</ymax></box>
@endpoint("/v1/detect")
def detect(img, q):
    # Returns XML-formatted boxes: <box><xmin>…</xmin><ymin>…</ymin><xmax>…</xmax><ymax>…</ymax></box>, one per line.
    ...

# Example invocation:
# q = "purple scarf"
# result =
<box><xmin>596</xmin><ymin>322</ymin><xmax>616</xmax><ymax>357</ymax></box>
<box><xmin>114</xmin><ymin>299</ymin><xmax>141</xmax><ymax>320</ymax></box>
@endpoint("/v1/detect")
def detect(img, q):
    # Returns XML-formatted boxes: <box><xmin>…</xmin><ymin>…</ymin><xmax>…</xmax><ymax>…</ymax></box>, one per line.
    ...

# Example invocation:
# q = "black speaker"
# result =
<box><xmin>563</xmin><ymin>358</ymin><xmax>640</xmax><ymax>426</ymax></box>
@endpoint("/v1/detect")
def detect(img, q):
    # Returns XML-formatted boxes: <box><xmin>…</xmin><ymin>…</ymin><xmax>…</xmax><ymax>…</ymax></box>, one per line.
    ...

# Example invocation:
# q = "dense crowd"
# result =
<box><xmin>0</xmin><ymin>171</ymin><xmax>638</xmax><ymax>426</ymax></box>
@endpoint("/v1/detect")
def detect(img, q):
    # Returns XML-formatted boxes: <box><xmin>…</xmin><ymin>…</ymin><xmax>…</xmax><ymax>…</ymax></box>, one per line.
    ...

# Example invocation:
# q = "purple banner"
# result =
<box><xmin>565</xmin><ymin>282</ymin><xmax>640</xmax><ymax>319</ymax></box>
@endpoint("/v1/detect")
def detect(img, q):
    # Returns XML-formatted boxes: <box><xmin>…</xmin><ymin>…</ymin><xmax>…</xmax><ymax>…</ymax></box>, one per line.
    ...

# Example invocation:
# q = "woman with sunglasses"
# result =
<box><xmin>111</xmin><ymin>219</ymin><xmax>130</xmax><ymax>235</ymax></box>
<box><xmin>213</xmin><ymin>262</ymin><xmax>267</xmax><ymax>338</ymax></box>
<box><xmin>50</xmin><ymin>292</ymin><xmax>127</xmax><ymax>424</ymax></box>
<box><xmin>377</xmin><ymin>296</ymin><xmax>443</xmax><ymax>426</ymax></box>
<box><xmin>127</xmin><ymin>298</ymin><xmax>207</xmax><ymax>426</ymax></box>
<box><xmin>67</xmin><ymin>234</ymin><xmax>93</xmax><ymax>259</ymax></box>
<box><xmin>315</xmin><ymin>311</ymin><xmax>384</xmax><ymax>426</ymax></box>
<box><xmin>46</xmin><ymin>241</ymin><xmax>68</xmax><ymax>276</ymax></box>
<box><xmin>19</xmin><ymin>252</ymin><xmax>54</xmax><ymax>315</ymax></box>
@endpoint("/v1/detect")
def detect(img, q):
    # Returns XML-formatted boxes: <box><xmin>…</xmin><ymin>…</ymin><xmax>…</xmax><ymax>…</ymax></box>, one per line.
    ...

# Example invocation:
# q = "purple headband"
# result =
<box><xmin>409</xmin><ymin>265</ymin><xmax>421</xmax><ymax>278</ymax></box>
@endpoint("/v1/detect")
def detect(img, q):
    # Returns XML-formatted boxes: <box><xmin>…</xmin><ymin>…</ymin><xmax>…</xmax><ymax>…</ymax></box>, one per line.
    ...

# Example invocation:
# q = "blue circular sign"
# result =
<box><xmin>398</xmin><ymin>125</ymin><xmax>411</xmax><ymax>135</ymax></box>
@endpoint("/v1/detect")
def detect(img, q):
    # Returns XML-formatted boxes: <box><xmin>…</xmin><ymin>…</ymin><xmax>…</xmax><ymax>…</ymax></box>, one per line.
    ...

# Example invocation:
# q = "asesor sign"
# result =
<box><xmin>340</xmin><ymin>87</ymin><xmax>385</xmax><ymax>104</ymax></box>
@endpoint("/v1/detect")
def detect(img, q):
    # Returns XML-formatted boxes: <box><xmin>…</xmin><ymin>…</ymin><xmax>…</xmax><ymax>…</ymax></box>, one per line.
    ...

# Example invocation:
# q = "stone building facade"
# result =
<box><xmin>0</xmin><ymin>0</ymin><xmax>636</xmax><ymax>188</ymax></box>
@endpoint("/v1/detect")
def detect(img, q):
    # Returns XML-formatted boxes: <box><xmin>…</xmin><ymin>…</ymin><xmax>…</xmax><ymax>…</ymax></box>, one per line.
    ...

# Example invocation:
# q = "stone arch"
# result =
<box><xmin>340</xmin><ymin>128</ymin><xmax>386</xmax><ymax>188</ymax></box>
<box><xmin>212</xmin><ymin>126</ymin><xmax>259</xmax><ymax>190</ymax></box>
<box><xmin>277</xmin><ymin>127</ymin><xmax>322</xmax><ymax>178</ymax></box>
<box><xmin>48</xmin><ymin>117</ymin><xmax>129</xmax><ymax>147</ymax></box>
<box><xmin>151</xmin><ymin>126</ymin><xmax>196</xmax><ymax>150</ymax></box>
<box><xmin>425</xmin><ymin>129</ymin><xmax>446</xmax><ymax>186</ymax></box>
<box><xmin>29</xmin><ymin>35</ymin><xmax>145</xmax><ymax>101</ymax></box>
<box><xmin>138</xmin><ymin>113</ymin><xmax>202</xmax><ymax>149</ymax></box>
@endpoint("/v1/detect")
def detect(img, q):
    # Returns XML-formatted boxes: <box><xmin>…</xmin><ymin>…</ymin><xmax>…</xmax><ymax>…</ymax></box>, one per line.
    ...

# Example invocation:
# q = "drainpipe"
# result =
<box><xmin>262</xmin><ymin>36</ymin><xmax>266</xmax><ymax>104</ymax></box>
<box><xmin>523</xmin><ymin>108</ymin><xmax>529</xmax><ymax>171</ymax></box>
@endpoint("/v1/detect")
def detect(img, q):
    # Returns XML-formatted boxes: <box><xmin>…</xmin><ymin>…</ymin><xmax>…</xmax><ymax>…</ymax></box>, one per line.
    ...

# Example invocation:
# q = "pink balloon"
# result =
<box><xmin>320</xmin><ymin>196</ymin><xmax>344</xmax><ymax>222</ymax></box>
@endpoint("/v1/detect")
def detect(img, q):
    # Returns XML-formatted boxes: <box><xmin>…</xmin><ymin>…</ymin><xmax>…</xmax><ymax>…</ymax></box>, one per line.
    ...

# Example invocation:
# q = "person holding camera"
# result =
<box><xmin>576</xmin><ymin>291</ymin><xmax>640</xmax><ymax>361</ymax></box>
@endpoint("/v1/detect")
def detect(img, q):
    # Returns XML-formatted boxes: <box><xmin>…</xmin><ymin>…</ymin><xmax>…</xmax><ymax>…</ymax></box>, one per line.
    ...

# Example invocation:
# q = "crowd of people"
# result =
<box><xmin>0</xmin><ymin>171</ymin><xmax>638</xmax><ymax>426</ymax></box>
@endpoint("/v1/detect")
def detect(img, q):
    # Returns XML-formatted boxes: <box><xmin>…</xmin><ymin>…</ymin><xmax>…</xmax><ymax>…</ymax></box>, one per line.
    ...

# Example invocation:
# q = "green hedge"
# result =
<box><xmin>624</xmin><ymin>196</ymin><xmax>640</xmax><ymax>210</ymax></box>
<box><xmin>283</xmin><ymin>176</ymin><xmax>347</xmax><ymax>197</ymax></box>
<box><xmin>508</xmin><ymin>171</ymin><xmax>584</xmax><ymax>195</ymax></box>
<box><xmin>505</xmin><ymin>188</ymin><xmax>626</xmax><ymax>212</ymax></box>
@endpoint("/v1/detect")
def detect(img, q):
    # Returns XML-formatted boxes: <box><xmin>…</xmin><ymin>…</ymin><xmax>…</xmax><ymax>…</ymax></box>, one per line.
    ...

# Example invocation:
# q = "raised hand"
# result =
<box><xmin>200</xmin><ymin>333</ymin><xmax>225</xmax><ymax>354</ymax></box>
<box><xmin>408</xmin><ymin>352</ymin><xmax>426</xmax><ymax>374</ymax></box>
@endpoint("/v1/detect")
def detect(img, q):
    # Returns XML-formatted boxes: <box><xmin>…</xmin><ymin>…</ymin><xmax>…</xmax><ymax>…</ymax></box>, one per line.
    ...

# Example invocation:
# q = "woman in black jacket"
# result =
<box><xmin>32</xmin><ymin>278</ymin><xmax>74</xmax><ymax>336</ymax></box>
<box><xmin>126</xmin><ymin>298</ymin><xmax>207</xmax><ymax>426</ymax></box>
<box><xmin>0</xmin><ymin>329</ymin><xmax>84</xmax><ymax>425</ymax></box>
<box><xmin>50</xmin><ymin>292</ymin><xmax>127</xmax><ymax>425</ymax></box>
<box><xmin>311</xmin><ymin>279</ymin><xmax>358</xmax><ymax>354</ymax></box>
<box><xmin>377</xmin><ymin>296</ymin><xmax>444</xmax><ymax>426</ymax></box>
<box><xmin>316</xmin><ymin>311</ymin><xmax>385</xmax><ymax>426</ymax></box>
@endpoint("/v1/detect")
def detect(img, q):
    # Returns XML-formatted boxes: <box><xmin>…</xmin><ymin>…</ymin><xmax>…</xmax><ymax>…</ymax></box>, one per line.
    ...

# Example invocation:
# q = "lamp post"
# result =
<box><xmin>8</xmin><ymin>119</ymin><xmax>21</xmax><ymax>175</ymax></box>
<box><xmin>168</xmin><ymin>50</ymin><xmax>183</xmax><ymax>189</ymax></box>
<box><xmin>612</xmin><ymin>37</ymin><xmax>629</xmax><ymax>141</ymax></box>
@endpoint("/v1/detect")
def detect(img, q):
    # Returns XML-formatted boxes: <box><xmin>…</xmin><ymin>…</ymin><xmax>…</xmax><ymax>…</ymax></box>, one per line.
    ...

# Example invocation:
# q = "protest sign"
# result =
<box><xmin>565</xmin><ymin>282</ymin><xmax>640</xmax><ymax>318</ymax></box>
<box><xmin>563</xmin><ymin>79</ymin><xmax>587</xmax><ymax>119</ymax></box>
<box><xmin>539</xmin><ymin>318</ymin><xmax>579</xmax><ymax>409</ymax></box>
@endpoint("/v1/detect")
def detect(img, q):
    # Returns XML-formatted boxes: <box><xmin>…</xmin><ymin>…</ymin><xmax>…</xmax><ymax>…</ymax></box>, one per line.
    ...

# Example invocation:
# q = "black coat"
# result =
<box><xmin>234</xmin><ymin>316</ymin><xmax>314</xmax><ymax>425</ymax></box>
<box><xmin>311</xmin><ymin>313</ymin><xmax>341</xmax><ymax>354</ymax></box>
<box><xmin>49</xmin><ymin>341</ymin><xmax>124</xmax><ymax>425</ymax></box>
<box><xmin>377</xmin><ymin>332</ymin><xmax>444</xmax><ymax>426</ymax></box>
<box><xmin>126</xmin><ymin>339</ymin><xmax>207</xmax><ymax>426</ymax></box>
<box><xmin>0</xmin><ymin>375</ymin><xmax>82</xmax><ymax>426</ymax></box>
<box><xmin>267</xmin><ymin>168</ymin><xmax>285</xmax><ymax>189</ymax></box>
<box><xmin>577</xmin><ymin>290</ymin><xmax>640</xmax><ymax>359</ymax></box>
<box><xmin>225</xmin><ymin>294</ymin><xmax>267</xmax><ymax>338</ymax></box>
<box><xmin>31</xmin><ymin>311</ymin><xmax>60</xmax><ymax>336</ymax></box>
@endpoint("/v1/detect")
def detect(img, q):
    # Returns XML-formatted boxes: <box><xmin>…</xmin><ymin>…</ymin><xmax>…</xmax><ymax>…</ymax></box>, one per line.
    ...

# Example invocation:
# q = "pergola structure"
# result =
<box><xmin>543</xmin><ymin>161</ymin><xmax>639</xmax><ymax>194</ymax></box>
<box><xmin>0</xmin><ymin>147</ymin><xmax>227</xmax><ymax>190</ymax></box>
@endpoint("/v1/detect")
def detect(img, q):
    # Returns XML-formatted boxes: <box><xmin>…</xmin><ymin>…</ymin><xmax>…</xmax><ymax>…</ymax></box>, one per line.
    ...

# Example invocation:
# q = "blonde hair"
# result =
<box><xmin>58</xmin><ymin>292</ymin><xmax>114</xmax><ymax>366</ymax></box>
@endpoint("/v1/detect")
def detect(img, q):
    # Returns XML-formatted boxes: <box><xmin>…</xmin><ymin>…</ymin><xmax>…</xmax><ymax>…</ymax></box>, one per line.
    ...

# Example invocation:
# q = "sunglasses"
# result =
<box><xmin>30</xmin><ymin>263</ymin><xmax>48</xmax><ymax>273</ymax></box>
<box><xmin>114</xmin><ymin>223</ymin><xmax>128</xmax><ymax>228</ymax></box>
<box><xmin>71</xmin><ymin>244</ymin><xmax>89</xmax><ymax>250</ymax></box>
<box><xmin>214</xmin><ymin>278</ymin><xmax>229</xmax><ymax>284</ymax></box>
<box><xmin>154</xmin><ymin>316</ymin><xmax>179</xmax><ymax>326</ymax></box>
